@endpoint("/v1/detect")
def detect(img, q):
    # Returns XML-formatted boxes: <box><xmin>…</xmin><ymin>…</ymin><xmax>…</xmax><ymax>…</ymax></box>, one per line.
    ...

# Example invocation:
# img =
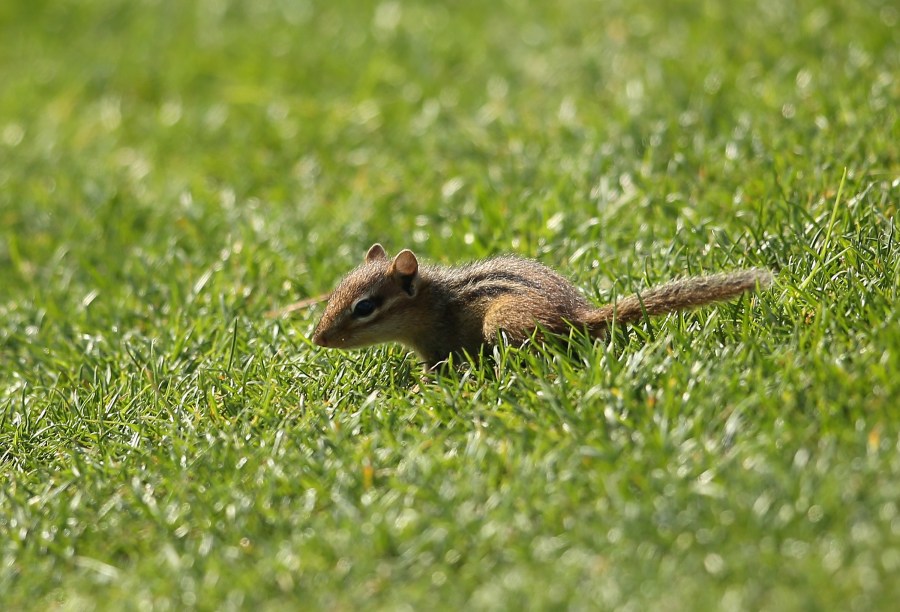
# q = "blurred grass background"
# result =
<box><xmin>1</xmin><ymin>0</ymin><xmax>898</xmax><ymax>609</ymax></box>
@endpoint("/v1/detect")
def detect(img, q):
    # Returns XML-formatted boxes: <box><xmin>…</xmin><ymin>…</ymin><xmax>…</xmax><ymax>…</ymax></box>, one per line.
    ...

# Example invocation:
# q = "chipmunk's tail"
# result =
<box><xmin>584</xmin><ymin>268</ymin><xmax>772</xmax><ymax>333</ymax></box>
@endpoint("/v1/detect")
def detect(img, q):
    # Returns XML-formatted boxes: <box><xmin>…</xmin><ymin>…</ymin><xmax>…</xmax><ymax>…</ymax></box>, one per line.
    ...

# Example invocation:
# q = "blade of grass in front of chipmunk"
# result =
<box><xmin>797</xmin><ymin>167</ymin><xmax>847</xmax><ymax>292</ymax></box>
<box><xmin>265</xmin><ymin>293</ymin><xmax>331</xmax><ymax>318</ymax></box>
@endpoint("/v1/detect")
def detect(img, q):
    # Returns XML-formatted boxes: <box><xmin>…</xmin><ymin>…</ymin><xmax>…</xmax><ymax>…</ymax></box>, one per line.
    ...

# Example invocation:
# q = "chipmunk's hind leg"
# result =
<box><xmin>482</xmin><ymin>295</ymin><xmax>533</xmax><ymax>345</ymax></box>
<box><xmin>482</xmin><ymin>293</ymin><xmax>573</xmax><ymax>346</ymax></box>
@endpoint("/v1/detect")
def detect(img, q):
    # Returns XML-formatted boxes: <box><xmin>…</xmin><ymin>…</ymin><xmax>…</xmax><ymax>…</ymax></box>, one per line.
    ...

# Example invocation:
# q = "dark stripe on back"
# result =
<box><xmin>459</xmin><ymin>282</ymin><xmax>525</xmax><ymax>300</ymax></box>
<box><xmin>452</xmin><ymin>271</ymin><xmax>545</xmax><ymax>292</ymax></box>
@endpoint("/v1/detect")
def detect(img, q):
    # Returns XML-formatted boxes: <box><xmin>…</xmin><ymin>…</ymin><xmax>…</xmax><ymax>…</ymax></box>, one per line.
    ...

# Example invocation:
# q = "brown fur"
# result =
<box><xmin>312</xmin><ymin>244</ymin><xmax>772</xmax><ymax>368</ymax></box>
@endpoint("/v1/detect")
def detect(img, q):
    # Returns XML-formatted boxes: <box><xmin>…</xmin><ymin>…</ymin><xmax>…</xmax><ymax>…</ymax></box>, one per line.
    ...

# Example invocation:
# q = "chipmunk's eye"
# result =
<box><xmin>352</xmin><ymin>298</ymin><xmax>377</xmax><ymax>318</ymax></box>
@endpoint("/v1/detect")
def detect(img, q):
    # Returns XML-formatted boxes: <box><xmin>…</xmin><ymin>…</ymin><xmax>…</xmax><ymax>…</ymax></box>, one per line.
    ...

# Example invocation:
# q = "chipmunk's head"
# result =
<box><xmin>312</xmin><ymin>243</ymin><xmax>422</xmax><ymax>350</ymax></box>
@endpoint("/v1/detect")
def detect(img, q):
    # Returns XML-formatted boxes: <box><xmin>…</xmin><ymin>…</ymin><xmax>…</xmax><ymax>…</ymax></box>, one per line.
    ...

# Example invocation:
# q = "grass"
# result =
<box><xmin>1</xmin><ymin>0</ymin><xmax>898</xmax><ymax>609</ymax></box>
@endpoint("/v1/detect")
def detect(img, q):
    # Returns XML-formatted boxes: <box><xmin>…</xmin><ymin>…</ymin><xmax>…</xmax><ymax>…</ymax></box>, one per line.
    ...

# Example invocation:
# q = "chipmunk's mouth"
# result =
<box><xmin>313</xmin><ymin>332</ymin><xmax>354</xmax><ymax>348</ymax></box>
<box><xmin>314</xmin><ymin>333</ymin><xmax>374</xmax><ymax>350</ymax></box>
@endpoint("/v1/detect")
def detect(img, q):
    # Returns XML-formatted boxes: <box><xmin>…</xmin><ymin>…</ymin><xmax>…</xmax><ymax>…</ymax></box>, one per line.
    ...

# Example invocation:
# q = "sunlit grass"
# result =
<box><xmin>1</xmin><ymin>0</ymin><xmax>898</xmax><ymax>609</ymax></box>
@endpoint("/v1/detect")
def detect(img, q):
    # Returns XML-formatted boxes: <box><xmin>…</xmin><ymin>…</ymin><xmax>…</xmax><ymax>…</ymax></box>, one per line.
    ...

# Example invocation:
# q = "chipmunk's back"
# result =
<box><xmin>430</xmin><ymin>255</ymin><xmax>592</xmax><ymax>316</ymax></box>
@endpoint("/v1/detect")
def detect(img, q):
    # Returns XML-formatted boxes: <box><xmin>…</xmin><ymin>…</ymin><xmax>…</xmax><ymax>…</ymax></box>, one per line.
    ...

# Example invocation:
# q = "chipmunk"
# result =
<box><xmin>311</xmin><ymin>243</ymin><xmax>772</xmax><ymax>369</ymax></box>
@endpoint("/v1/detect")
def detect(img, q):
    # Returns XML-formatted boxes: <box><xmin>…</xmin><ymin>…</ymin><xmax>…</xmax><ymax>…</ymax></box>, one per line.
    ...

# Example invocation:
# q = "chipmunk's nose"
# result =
<box><xmin>312</xmin><ymin>332</ymin><xmax>329</xmax><ymax>347</ymax></box>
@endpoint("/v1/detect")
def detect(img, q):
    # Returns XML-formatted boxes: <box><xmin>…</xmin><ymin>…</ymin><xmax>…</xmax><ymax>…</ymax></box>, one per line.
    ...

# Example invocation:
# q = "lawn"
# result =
<box><xmin>1</xmin><ymin>0</ymin><xmax>898</xmax><ymax>609</ymax></box>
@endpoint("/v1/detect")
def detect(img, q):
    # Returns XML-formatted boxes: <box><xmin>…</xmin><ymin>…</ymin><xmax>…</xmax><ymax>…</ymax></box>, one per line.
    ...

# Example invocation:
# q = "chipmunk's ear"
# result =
<box><xmin>391</xmin><ymin>249</ymin><xmax>419</xmax><ymax>296</ymax></box>
<box><xmin>365</xmin><ymin>243</ymin><xmax>388</xmax><ymax>264</ymax></box>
